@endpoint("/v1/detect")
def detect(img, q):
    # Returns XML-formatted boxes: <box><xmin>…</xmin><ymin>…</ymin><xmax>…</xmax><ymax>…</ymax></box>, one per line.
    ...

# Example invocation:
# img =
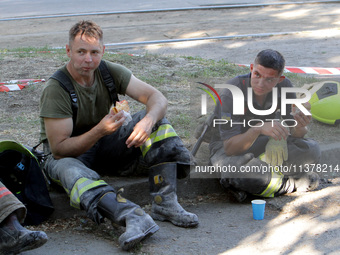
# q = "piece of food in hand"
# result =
<box><xmin>110</xmin><ymin>100</ymin><xmax>132</xmax><ymax>126</ymax></box>
<box><xmin>112</xmin><ymin>100</ymin><xmax>130</xmax><ymax>114</ymax></box>
<box><xmin>291</xmin><ymin>102</ymin><xmax>311</xmax><ymax>116</ymax></box>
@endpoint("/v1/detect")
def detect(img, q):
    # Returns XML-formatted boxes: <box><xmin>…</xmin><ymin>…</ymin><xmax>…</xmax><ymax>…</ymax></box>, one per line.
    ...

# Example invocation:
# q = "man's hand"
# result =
<box><xmin>45</xmin><ymin>111</ymin><xmax>126</xmax><ymax>159</ymax></box>
<box><xmin>97</xmin><ymin>111</ymin><xmax>126</xmax><ymax>136</ymax></box>
<box><xmin>259</xmin><ymin>121</ymin><xmax>289</xmax><ymax>141</ymax></box>
<box><xmin>290</xmin><ymin>102</ymin><xmax>311</xmax><ymax>138</ymax></box>
<box><xmin>292</xmin><ymin>102</ymin><xmax>312</xmax><ymax>129</ymax></box>
<box><xmin>224</xmin><ymin>120</ymin><xmax>288</xmax><ymax>156</ymax></box>
<box><xmin>264</xmin><ymin>137</ymin><xmax>288</xmax><ymax>166</ymax></box>
<box><xmin>124</xmin><ymin>75</ymin><xmax>167</xmax><ymax>148</ymax></box>
<box><xmin>126</xmin><ymin>115</ymin><xmax>154</xmax><ymax>148</ymax></box>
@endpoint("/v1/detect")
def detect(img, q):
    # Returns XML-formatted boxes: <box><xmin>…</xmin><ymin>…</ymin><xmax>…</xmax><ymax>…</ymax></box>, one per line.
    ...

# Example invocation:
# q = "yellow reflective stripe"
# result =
<box><xmin>141</xmin><ymin>124</ymin><xmax>178</xmax><ymax>157</ymax></box>
<box><xmin>70</xmin><ymin>178</ymin><xmax>107</xmax><ymax>209</ymax></box>
<box><xmin>256</xmin><ymin>170</ymin><xmax>284</xmax><ymax>198</ymax></box>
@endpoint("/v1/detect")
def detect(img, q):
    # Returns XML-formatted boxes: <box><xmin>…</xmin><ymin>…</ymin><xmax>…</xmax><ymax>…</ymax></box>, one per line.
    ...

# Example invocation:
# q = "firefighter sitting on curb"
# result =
<box><xmin>39</xmin><ymin>20</ymin><xmax>198</xmax><ymax>251</ymax></box>
<box><xmin>209</xmin><ymin>49</ymin><xmax>321</xmax><ymax>202</ymax></box>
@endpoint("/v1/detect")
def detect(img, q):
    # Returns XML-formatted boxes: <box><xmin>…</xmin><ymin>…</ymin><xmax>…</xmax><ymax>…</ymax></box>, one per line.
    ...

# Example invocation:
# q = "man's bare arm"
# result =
<box><xmin>224</xmin><ymin>121</ymin><xmax>289</xmax><ymax>156</ymax></box>
<box><xmin>289</xmin><ymin>103</ymin><xmax>311</xmax><ymax>138</ymax></box>
<box><xmin>223</xmin><ymin>128</ymin><xmax>261</xmax><ymax>156</ymax></box>
<box><xmin>124</xmin><ymin>75</ymin><xmax>168</xmax><ymax>148</ymax></box>
<box><xmin>45</xmin><ymin>111</ymin><xmax>126</xmax><ymax>159</ymax></box>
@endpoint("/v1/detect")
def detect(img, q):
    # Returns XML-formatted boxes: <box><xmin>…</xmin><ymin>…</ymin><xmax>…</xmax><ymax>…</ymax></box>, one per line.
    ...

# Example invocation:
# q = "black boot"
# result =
<box><xmin>97</xmin><ymin>191</ymin><xmax>159</xmax><ymax>251</ymax></box>
<box><xmin>0</xmin><ymin>213</ymin><xmax>48</xmax><ymax>255</ymax></box>
<box><xmin>267</xmin><ymin>172</ymin><xmax>319</xmax><ymax>197</ymax></box>
<box><xmin>290</xmin><ymin>172</ymin><xmax>320</xmax><ymax>192</ymax></box>
<box><xmin>149</xmin><ymin>163</ymin><xmax>199</xmax><ymax>228</ymax></box>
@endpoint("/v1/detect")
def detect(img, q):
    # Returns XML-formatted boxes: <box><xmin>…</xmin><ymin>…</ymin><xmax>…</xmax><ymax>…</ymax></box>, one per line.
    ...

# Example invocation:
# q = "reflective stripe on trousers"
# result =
<box><xmin>0</xmin><ymin>186</ymin><xmax>12</xmax><ymax>199</ymax></box>
<box><xmin>0</xmin><ymin>182</ymin><xmax>26</xmax><ymax>223</ymax></box>
<box><xmin>255</xmin><ymin>170</ymin><xmax>284</xmax><ymax>198</ymax></box>
<box><xmin>141</xmin><ymin>124</ymin><xmax>178</xmax><ymax>157</ymax></box>
<box><xmin>69</xmin><ymin>178</ymin><xmax>108</xmax><ymax>209</ymax></box>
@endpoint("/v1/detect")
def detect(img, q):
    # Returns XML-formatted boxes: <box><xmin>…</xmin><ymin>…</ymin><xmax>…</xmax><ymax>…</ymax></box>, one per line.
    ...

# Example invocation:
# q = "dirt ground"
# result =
<box><xmin>1</xmin><ymin>2</ymin><xmax>340</xmax><ymax>254</ymax></box>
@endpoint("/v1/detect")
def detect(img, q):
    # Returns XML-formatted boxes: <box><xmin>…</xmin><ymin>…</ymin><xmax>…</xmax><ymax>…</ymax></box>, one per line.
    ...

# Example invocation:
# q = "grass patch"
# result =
<box><xmin>0</xmin><ymin>47</ymin><xmax>339</xmax><ymax>146</ymax></box>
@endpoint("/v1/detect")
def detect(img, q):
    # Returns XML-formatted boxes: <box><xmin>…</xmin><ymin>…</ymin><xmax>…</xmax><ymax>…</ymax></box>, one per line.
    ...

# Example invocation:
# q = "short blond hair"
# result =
<box><xmin>69</xmin><ymin>20</ymin><xmax>103</xmax><ymax>44</ymax></box>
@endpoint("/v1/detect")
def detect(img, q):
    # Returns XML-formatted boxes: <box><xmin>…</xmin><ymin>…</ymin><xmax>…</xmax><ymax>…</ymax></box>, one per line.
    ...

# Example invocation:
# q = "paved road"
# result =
<box><xmin>0</xmin><ymin>0</ymin><xmax>271</xmax><ymax>19</ymax></box>
<box><xmin>1</xmin><ymin>1</ymin><xmax>340</xmax><ymax>68</ymax></box>
<box><xmin>21</xmin><ymin>182</ymin><xmax>340</xmax><ymax>255</ymax></box>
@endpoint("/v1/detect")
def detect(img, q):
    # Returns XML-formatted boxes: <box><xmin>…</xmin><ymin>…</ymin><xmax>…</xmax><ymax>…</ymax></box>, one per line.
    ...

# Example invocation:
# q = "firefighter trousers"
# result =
<box><xmin>43</xmin><ymin>111</ymin><xmax>191</xmax><ymax>223</ymax></box>
<box><xmin>0</xmin><ymin>181</ymin><xmax>26</xmax><ymax>224</ymax></box>
<box><xmin>210</xmin><ymin>136</ymin><xmax>321</xmax><ymax>197</ymax></box>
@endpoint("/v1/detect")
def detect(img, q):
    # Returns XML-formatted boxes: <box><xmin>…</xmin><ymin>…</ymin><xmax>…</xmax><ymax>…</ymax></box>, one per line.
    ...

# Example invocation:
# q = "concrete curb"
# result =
<box><xmin>319</xmin><ymin>142</ymin><xmax>340</xmax><ymax>167</ymax></box>
<box><xmin>48</xmin><ymin>176</ymin><xmax>222</xmax><ymax>220</ymax></box>
<box><xmin>48</xmin><ymin>142</ymin><xmax>340</xmax><ymax>220</ymax></box>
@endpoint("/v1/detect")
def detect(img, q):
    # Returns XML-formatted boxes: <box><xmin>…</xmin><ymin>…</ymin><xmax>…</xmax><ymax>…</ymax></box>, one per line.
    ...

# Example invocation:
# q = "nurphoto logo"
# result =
<box><xmin>198</xmin><ymin>82</ymin><xmax>314</xmax><ymax>128</ymax></box>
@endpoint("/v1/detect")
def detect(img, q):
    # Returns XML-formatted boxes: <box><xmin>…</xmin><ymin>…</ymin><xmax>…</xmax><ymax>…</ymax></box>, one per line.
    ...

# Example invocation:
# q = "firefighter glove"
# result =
<box><xmin>264</xmin><ymin>137</ymin><xmax>288</xmax><ymax>166</ymax></box>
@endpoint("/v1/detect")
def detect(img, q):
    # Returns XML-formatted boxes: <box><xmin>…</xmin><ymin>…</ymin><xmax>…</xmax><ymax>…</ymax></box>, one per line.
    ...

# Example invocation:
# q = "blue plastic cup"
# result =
<box><xmin>251</xmin><ymin>199</ymin><xmax>266</xmax><ymax>220</ymax></box>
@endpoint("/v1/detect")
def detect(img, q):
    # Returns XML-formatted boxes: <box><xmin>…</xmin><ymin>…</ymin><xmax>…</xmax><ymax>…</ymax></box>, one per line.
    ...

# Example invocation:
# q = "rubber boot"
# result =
<box><xmin>273</xmin><ymin>171</ymin><xmax>320</xmax><ymax>197</ymax></box>
<box><xmin>0</xmin><ymin>213</ymin><xmax>48</xmax><ymax>255</ymax></box>
<box><xmin>290</xmin><ymin>171</ymin><xmax>320</xmax><ymax>192</ymax></box>
<box><xmin>149</xmin><ymin>163</ymin><xmax>199</xmax><ymax>228</ymax></box>
<box><xmin>97</xmin><ymin>191</ymin><xmax>159</xmax><ymax>251</ymax></box>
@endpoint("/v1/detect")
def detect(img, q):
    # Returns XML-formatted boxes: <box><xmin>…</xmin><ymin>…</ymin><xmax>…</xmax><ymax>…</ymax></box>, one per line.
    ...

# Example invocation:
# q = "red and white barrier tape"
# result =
<box><xmin>238</xmin><ymin>64</ymin><xmax>340</xmax><ymax>75</ymax></box>
<box><xmin>284</xmin><ymin>66</ymin><xmax>340</xmax><ymax>75</ymax></box>
<box><xmin>0</xmin><ymin>79</ymin><xmax>45</xmax><ymax>92</ymax></box>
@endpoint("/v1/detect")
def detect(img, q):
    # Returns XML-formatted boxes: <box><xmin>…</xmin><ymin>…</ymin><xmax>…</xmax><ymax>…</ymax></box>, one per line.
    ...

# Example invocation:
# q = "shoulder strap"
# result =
<box><xmin>98</xmin><ymin>60</ymin><xmax>119</xmax><ymax>106</ymax></box>
<box><xmin>49</xmin><ymin>62</ymin><xmax>119</xmax><ymax>126</ymax></box>
<box><xmin>50</xmin><ymin>70</ymin><xmax>78</xmax><ymax>125</ymax></box>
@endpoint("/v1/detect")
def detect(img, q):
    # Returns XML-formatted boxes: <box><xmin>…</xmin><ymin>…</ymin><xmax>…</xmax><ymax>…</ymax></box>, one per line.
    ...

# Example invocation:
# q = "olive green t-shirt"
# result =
<box><xmin>39</xmin><ymin>60</ymin><xmax>132</xmax><ymax>141</ymax></box>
